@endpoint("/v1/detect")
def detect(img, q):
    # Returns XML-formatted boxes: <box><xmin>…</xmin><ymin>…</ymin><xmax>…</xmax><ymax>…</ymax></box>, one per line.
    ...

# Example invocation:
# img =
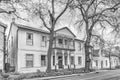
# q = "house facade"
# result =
<box><xmin>0</xmin><ymin>22</ymin><xmax>7</xmax><ymax>71</ymax></box>
<box><xmin>91</xmin><ymin>49</ymin><xmax>120</xmax><ymax>69</ymax></box>
<box><xmin>7</xmin><ymin>22</ymin><xmax>85</xmax><ymax>73</ymax></box>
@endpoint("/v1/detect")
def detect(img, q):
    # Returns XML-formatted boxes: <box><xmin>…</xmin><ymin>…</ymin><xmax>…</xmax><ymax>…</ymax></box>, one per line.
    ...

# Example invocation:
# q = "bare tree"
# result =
<box><xmin>22</xmin><ymin>0</ymin><xmax>73</xmax><ymax>72</ymax></box>
<box><xmin>73</xmin><ymin>0</ymin><xmax>120</xmax><ymax>72</ymax></box>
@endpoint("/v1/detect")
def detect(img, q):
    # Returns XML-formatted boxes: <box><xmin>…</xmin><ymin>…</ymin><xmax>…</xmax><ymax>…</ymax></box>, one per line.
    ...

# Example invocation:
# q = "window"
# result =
<box><xmin>53</xmin><ymin>56</ymin><xmax>55</xmax><ymax>66</ymax></box>
<box><xmin>26</xmin><ymin>54</ymin><xmax>34</xmax><ymax>67</ymax></box>
<box><xmin>70</xmin><ymin>56</ymin><xmax>74</xmax><ymax>65</ymax></box>
<box><xmin>41</xmin><ymin>35</ymin><xmax>47</xmax><ymax>47</ymax></box>
<box><xmin>106</xmin><ymin>60</ymin><xmax>108</xmax><ymax>66</ymax></box>
<box><xmin>65</xmin><ymin>56</ymin><xmax>67</xmax><ymax>65</ymax></box>
<box><xmin>78</xmin><ymin>57</ymin><xmax>82</xmax><ymax>65</ymax></box>
<box><xmin>96</xmin><ymin>60</ymin><xmax>98</xmax><ymax>66</ymax></box>
<box><xmin>78</xmin><ymin>42</ymin><xmax>81</xmax><ymax>51</ymax></box>
<box><xmin>11</xmin><ymin>37</ymin><xmax>13</xmax><ymax>47</ymax></box>
<box><xmin>58</xmin><ymin>39</ymin><xmax>63</xmax><ymax>44</ymax></box>
<box><xmin>41</xmin><ymin>55</ymin><xmax>47</xmax><ymax>66</ymax></box>
<box><xmin>42</xmin><ymin>36</ymin><xmax>46</xmax><ymax>42</ymax></box>
<box><xmin>70</xmin><ymin>40</ymin><xmax>74</xmax><ymax>46</ymax></box>
<box><xmin>26</xmin><ymin>33</ymin><xmax>33</xmax><ymax>45</ymax></box>
<box><xmin>65</xmin><ymin>40</ymin><xmax>68</xmax><ymax>45</ymax></box>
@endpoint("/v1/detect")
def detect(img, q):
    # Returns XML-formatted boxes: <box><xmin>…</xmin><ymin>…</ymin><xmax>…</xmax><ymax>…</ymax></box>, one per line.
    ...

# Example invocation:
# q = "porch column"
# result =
<box><xmin>67</xmin><ymin>51</ymin><xmax>70</xmax><ymax>69</ymax></box>
<box><xmin>62</xmin><ymin>50</ymin><xmax>65</xmax><ymax>69</ymax></box>
<box><xmin>55</xmin><ymin>49</ymin><xmax>57</xmax><ymax>70</ymax></box>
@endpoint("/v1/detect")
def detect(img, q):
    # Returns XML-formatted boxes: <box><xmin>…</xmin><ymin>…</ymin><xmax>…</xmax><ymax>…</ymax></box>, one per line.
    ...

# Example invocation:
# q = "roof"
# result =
<box><xmin>75</xmin><ymin>39</ymin><xmax>85</xmax><ymax>42</ymax></box>
<box><xmin>55</xmin><ymin>27</ymin><xmax>76</xmax><ymax>37</ymax></box>
<box><xmin>0</xmin><ymin>21</ymin><xmax>7</xmax><ymax>28</ymax></box>
<box><xmin>14</xmin><ymin>23</ymin><xmax>49</xmax><ymax>34</ymax></box>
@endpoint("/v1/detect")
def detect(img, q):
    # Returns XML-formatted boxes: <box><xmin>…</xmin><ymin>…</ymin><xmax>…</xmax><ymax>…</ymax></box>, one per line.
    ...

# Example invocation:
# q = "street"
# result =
<box><xmin>47</xmin><ymin>69</ymin><xmax>120</xmax><ymax>80</ymax></box>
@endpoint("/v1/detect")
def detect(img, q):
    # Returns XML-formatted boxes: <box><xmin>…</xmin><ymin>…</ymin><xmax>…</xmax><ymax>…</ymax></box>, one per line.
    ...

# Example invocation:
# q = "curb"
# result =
<box><xmin>24</xmin><ymin>73</ymin><xmax>81</xmax><ymax>80</ymax></box>
<box><xmin>23</xmin><ymin>70</ymin><xmax>108</xmax><ymax>80</ymax></box>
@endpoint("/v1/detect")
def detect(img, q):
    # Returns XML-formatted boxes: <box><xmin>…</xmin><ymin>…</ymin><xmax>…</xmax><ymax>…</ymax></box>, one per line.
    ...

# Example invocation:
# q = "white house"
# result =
<box><xmin>91</xmin><ymin>49</ymin><xmax>120</xmax><ymax>70</ymax></box>
<box><xmin>7</xmin><ymin>22</ymin><xmax>85</xmax><ymax>73</ymax></box>
<box><xmin>0</xmin><ymin>22</ymin><xmax>7</xmax><ymax>72</ymax></box>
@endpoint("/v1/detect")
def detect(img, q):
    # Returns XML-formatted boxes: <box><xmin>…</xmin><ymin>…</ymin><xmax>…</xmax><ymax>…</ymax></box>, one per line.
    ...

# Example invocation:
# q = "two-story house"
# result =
<box><xmin>0</xmin><ymin>22</ymin><xmax>7</xmax><ymax>71</ymax></box>
<box><xmin>7</xmin><ymin>21</ymin><xmax>85</xmax><ymax>73</ymax></box>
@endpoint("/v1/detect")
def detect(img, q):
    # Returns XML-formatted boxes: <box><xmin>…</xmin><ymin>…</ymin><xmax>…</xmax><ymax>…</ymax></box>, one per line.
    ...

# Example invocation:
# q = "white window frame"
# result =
<box><xmin>26</xmin><ymin>54</ymin><xmax>34</xmax><ymax>67</ymax></box>
<box><xmin>41</xmin><ymin>35</ymin><xmax>47</xmax><ymax>47</ymax></box>
<box><xmin>41</xmin><ymin>55</ymin><xmax>47</xmax><ymax>66</ymax></box>
<box><xmin>26</xmin><ymin>33</ymin><xmax>33</xmax><ymax>46</ymax></box>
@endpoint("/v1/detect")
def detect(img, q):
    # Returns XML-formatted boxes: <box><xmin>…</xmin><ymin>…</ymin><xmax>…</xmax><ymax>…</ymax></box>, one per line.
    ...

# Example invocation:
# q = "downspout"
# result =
<box><xmin>15</xmin><ymin>28</ymin><xmax>19</xmax><ymax>72</ymax></box>
<box><xmin>3</xmin><ymin>27</ymin><xmax>6</xmax><ymax>72</ymax></box>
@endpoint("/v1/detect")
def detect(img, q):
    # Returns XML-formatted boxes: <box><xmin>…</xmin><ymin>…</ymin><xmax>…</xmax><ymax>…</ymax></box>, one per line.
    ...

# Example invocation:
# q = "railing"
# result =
<box><xmin>53</xmin><ymin>43</ymin><xmax>75</xmax><ymax>50</ymax></box>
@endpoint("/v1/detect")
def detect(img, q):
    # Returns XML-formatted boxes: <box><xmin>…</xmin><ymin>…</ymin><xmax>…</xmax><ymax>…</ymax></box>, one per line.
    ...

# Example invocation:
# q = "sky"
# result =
<box><xmin>0</xmin><ymin>0</ymin><xmax>119</xmax><ymax>43</ymax></box>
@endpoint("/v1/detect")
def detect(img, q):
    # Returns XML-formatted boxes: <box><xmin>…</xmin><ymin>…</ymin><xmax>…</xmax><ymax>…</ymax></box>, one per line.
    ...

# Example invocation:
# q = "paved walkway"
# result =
<box><xmin>23</xmin><ymin>70</ymin><xmax>108</xmax><ymax>80</ymax></box>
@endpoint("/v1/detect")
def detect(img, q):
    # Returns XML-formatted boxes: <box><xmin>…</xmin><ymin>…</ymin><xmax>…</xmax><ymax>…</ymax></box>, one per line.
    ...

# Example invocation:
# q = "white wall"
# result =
<box><xmin>74</xmin><ymin>40</ymin><xmax>85</xmax><ymax>68</ymax></box>
<box><xmin>0</xmin><ymin>26</ymin><xmax>4</xmax><ymax>70</ymax></box>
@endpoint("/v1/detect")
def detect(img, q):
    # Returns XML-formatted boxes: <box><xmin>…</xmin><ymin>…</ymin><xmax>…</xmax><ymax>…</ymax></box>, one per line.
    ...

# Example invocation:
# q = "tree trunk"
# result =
<box><xmin>84</xmin><ymin>31</ymin><xmax>92</xmax><ymax>72</ymax></box>
<box><xmin>84</xmin><ymin>42</ymin><xmax>91</xmax><ymax>72</ymax></box>
<box><xmin>46</xmin><ymin>31</ymin><xmax>54</xmax><ymax>73</ymax></box>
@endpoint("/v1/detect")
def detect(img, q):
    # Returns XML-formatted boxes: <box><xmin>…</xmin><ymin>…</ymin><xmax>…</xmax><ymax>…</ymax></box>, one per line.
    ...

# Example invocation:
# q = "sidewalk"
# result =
<box><xmin>23</xmin><ymin>70</ymin><xmax>108</xmax><ymax>80</ymax></box>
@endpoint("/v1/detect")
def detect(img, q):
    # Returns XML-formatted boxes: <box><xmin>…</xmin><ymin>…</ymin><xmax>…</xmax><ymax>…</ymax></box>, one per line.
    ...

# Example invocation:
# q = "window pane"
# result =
<box><xmin>96</xmin><ymin>60</ymin><xmax>98</xmax><ymax>66</ymax></box>
<box><xmin>71</xmin><ymin>56</ymin><xmax>74</xmax><ymax>65</ymax></box>
<box><xmin>26</xmin><ymin>54</ymin><xmax>33</xmax><ymax>67</ymax></box>
<box><xmin>41</xmin><ymin>36</ymin><xmax>47</xmax><ymax>47</ymax></box>
<box><xmin>78</xmin><ymin>57</ymin><xmax>82</xmax><ymax>65</ymax></box>
<box><xmin>106</xmin><ymin>60</ymin><xmax>107</xmax><ymax>66</ymax></box>
<box><xmin>65</xmin><ymin>56</ymin><xmax>67</xmax><ymax>65</ymax></box>
<box><xmin>41</xmin><ymin>55</ymin><xmax>46</xmax><ymax>66</ymax></box>
<box><xmin>53</xmin><ymin>56</ymin><xmax>55</xmax><ymax>66</ymax></box>
<box><xmin>58</xmin><ymin>39</ymin><xmax>63</xmax><ymax>44</ymax></box>
<box><xmin>42</xmin><ymin>36</ymin><xmax>46</xmax><ymax>42</ymax></box>
<box><xmin>26</xmin><ymin>33</ymin><xmax>33</xmax><ymax>45</ymax></box>
<box><xmin>27</xmin><ymin>33</ymin><xmax>33</xmax><ymax>40</ymax></box>
<box><xmin>65</xmin><ymin>40</ymin><xmax>67</xmax><ymax>45</ymax></box>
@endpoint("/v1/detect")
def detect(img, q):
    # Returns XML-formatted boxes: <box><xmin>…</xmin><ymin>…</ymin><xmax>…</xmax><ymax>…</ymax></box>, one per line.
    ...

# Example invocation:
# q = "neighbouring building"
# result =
<box><xmin>91</xmin><ymin>49</ymin><xmax>120</xmax><ymax>69</ymax></box>
<box><xmin>7</xmin><ymin>22</ymin><xmax>85</xmax><ymax>73</ymax></box>
<box><xmin>0</xmin><ymin>22</ymin><xmax>7</xmax><ymax>71</ymax></box>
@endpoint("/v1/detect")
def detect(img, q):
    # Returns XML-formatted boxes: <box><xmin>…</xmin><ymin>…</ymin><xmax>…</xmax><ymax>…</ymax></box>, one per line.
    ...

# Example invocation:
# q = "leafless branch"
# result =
<box><xmin>55</xmin><ymin>0</ymin><xmax>73</xmax><ymax>24</ymax></box>
<box><xmin>39</xmin><ymin>11</ymin><xmax>51</xmax><ymax>31</ymax></box>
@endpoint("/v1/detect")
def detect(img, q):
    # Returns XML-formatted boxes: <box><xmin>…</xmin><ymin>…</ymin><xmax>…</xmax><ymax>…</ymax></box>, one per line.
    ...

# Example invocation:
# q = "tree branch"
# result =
<box><xmin>54</xmin><ymin>0</ymin><xmax>73</xmax><ymax>24</ymax></box>
<box><xmin>39</xmin><ymin>12</ymin><xmax>51</xmax><ymax>31</ymax></box>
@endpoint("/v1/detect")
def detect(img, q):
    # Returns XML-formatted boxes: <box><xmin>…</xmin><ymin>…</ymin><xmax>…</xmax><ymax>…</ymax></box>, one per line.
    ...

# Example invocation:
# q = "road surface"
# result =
<box><xmin>49</xmin><ymin>69</ymin><xmax>120</xmax><ymax>80</ymax></box>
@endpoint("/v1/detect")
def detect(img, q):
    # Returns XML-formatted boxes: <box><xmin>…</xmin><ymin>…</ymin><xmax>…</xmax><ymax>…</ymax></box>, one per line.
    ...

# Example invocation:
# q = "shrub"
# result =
<box><xmin>115</xmin><ymin>65</ymin><xmax>120</xmax><ymax>69</ymax></box>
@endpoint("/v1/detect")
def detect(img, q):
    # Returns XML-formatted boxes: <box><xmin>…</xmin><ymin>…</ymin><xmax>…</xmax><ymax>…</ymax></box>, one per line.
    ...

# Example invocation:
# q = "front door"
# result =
<box><xmin>58</xmin><ymin>56</ymin><xmax>63</xmax><ymax>69</ymax></box>
<box><xmin>101</xmin><ymin>61</ymin><xmax>103</xmax><ymax>69</ymax></box>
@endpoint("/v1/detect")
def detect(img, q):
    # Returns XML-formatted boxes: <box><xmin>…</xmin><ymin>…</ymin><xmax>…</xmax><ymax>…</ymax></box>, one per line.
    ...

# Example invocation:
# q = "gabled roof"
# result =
<box><xmin>14</xmin><ymin>23</ymin><xmax>49</xmax><ymax>34</ymax></box>
<box><xmin>55</xmin><ymin>27</ymin><xmax>76</xmax><ymax>37</ymax></box>
<box><xmin>0</xmin><ymin>21</ymin><xmax>7</xmax><ymax>28</ymax></box>
<box><xmin>75</xmin><ymin>39</ymin><xmax>85</xmax><ymax>42</ymax></box>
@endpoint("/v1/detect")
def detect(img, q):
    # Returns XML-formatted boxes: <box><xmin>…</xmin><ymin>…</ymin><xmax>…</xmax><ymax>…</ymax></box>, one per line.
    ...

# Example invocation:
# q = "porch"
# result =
<box><xmin>51</xmin><ymin>49</ymin><xmax>75</xmax><ymax>70</ymax></box>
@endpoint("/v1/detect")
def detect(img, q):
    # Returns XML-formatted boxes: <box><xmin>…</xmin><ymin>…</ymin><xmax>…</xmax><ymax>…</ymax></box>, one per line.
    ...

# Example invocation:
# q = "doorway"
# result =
<box><xmin>58</xmin><ymin>56</ymin><xmax>63</xmax><ymax>69</ymax></box>
<box><xmin>101</xmin><ymin>61</ymin><xmax>103</xmax><ymax>69</ymax></box>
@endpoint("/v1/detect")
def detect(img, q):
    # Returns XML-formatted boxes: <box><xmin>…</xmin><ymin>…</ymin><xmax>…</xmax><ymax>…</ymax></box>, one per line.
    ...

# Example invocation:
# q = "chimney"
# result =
<box><xmin>12</xmin><ymin>18</ymin><xmax>15</xmax><ymax>23</ymax></box>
